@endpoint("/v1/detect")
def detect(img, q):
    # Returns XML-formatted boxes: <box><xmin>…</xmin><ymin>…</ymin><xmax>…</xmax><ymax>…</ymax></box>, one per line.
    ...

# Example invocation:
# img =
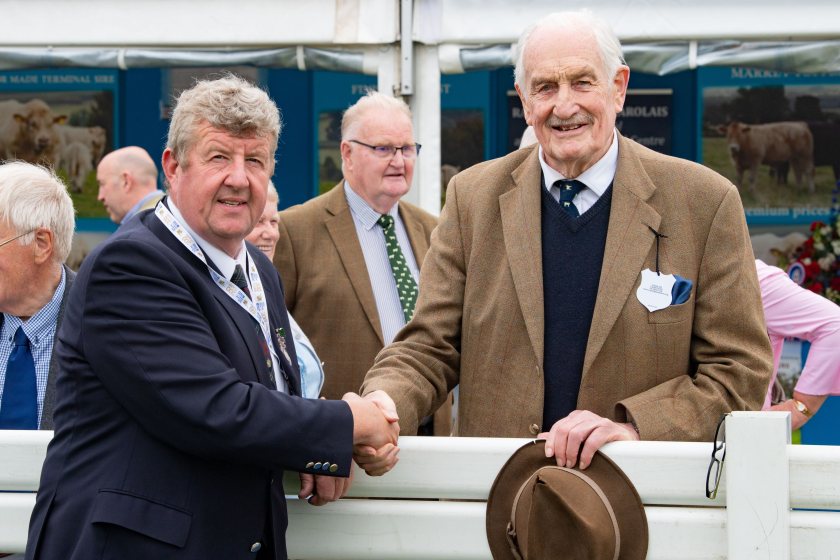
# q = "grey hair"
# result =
<box><xmin>0</xmin><ymin>160</ymin><xmax>75</xmax><ymax>263</ymax></box>
<box><xmin>266</xmin><ymin>180</ymin><xmax>279</xmax><ymax>207</ymax></box>
<box><xmin>341</xmin><ymin>90</ymin><xmax>413</xmax><ymax>141</ymax></box>
<box><xmin>167</xmin><ymin>74</ymin><xmax>282</xmax><ymax>170</ymax></box>
<box><xmin>514</xmin><ymin>10</ymin><xmax>626</xmax><ymax>97</ymax></box>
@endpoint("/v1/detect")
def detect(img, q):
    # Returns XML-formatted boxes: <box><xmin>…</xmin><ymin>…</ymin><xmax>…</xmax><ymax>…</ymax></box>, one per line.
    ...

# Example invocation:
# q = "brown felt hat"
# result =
<box><xmin>486</xmin><ymin>440</ymin><xmax>647</xmax><ymax>560</ymax></box>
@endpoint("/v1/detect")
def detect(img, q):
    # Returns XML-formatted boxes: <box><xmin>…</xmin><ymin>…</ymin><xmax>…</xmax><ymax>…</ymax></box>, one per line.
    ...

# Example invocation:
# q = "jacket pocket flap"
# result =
<box><xmin>91</xmin><ymin>489</ymin><xmax>191</xmax><ymax>547</ymax></box>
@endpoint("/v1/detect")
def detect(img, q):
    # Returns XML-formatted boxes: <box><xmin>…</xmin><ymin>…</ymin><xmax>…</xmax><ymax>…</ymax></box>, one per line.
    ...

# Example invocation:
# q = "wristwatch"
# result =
<box><xmin>792</xmin><ymin>399</ymin><xmax>812</xmax><ymax>417</ymax></box>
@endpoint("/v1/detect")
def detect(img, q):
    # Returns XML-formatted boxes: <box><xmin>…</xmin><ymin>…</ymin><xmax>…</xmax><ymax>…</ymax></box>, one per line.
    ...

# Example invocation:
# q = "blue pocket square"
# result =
<box><xmin>670</xmin><ymin>275</ymin><xmax>693</xmax><ymax>305</ymax></box>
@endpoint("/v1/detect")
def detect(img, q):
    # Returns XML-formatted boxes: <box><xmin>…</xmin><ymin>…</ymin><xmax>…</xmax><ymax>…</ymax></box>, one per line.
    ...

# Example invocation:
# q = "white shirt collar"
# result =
<box><xmin>538</xmin><ymin>129</ymin><xmax>619</xmax><ymax>196</ymax></box>
<box><xmin>168</xmin><ymin>200</ymin><xmax>247</xmax><ymax>282</ymax></box>
<box><xmin>344</xmin><ymin>181</ymin><xmax>399</xmax><ymax>230</ymax></box>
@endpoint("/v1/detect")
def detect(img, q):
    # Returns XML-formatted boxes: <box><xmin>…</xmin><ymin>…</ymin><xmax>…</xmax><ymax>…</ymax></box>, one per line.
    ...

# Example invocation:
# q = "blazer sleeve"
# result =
<box><xmin>77</xmin><ymin>237</ymin><xmax>353</xmax><ymax>474</ymax></box>
<box><xmin>361</xmin><ymin>181</ymin><xmax>464</xmax><ymax>434</ymax></box>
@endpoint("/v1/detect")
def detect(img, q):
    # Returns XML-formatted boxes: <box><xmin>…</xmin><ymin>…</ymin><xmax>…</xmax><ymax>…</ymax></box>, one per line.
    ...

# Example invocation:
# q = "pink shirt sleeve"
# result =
<box><xmin>757</xmin><ymin>259</ymin><xmax>840</xmax><ymax>408</ymax></box>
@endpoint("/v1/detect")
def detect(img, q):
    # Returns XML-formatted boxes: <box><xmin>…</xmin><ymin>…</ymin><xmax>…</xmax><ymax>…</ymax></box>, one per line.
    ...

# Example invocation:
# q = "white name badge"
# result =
<box><xmin>636</xmin><ymin>268</ymin><xmax>676</xmax><ymax>312</ymax></box>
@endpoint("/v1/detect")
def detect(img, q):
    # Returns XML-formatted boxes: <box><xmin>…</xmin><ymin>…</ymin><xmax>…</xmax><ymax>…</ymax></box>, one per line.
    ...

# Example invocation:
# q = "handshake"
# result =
<box><xmin>299</xmin><ymin>390</ymin><xmax>400</xmax><ymax>507</ymax></box>
<box><xmin>342</xmin><ymin>390</ymin><xmax>401</xmax><ymax>476</ymax></box>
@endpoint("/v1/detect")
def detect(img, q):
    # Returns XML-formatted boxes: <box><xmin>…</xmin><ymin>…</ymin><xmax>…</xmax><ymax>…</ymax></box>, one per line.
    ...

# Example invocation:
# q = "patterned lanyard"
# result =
<box><xmin>155</xmin><ymin>204</ymin><xmax>276</xmax><ymax>363</ymax></box>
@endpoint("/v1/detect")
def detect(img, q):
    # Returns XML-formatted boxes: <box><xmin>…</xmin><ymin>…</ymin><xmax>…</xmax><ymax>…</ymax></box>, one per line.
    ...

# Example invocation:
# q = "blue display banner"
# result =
<box><xmin>616</xmin><ymin>89</ymin><xmax>673</xmax><ymax>155</ymax></box>
<box><xmin>697</xmin><ymin>67</ymin><xmax>840</xmax><ymax>227</ymax></box>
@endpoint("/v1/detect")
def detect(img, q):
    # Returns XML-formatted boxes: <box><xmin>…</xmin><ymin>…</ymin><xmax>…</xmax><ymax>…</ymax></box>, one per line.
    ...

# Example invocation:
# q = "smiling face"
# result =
<box><xmin>340</xmin><ymin>107</ymin><xmax>415</xmax><ymax>214</ymax></box>
<box><xmin>515</xmin><ymin>25</ymin><xmax>628</xmax><ymax>178</ymax></box>
<box><xmin>245</xmin><ymin>198</ymin><xmax>280</xmax><ymax>261</ymax></box>
<box><xmin>163</xmin><ymin>122</ymin><xmax>273</xmax><ymax>257</ymax></box>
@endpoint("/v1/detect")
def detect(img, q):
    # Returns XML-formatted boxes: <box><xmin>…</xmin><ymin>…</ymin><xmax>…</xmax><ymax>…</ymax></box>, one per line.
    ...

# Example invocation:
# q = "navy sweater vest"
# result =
<box><xmin>541</xmin><ymin>184</ymin><xmax>612</xmax><ymax>430</ymax></box>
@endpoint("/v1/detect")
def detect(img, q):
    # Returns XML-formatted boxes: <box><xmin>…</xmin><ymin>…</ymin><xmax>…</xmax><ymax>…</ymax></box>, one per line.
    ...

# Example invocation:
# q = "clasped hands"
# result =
<box><xmin>299</xmin><ymin>390</ymin><xmax>400</xmax><ymax>506</ymax></box>
<box><xmin>345</xmin><ymin>390</ymin><xmax>401</xmax><ymax>476</ymax></box>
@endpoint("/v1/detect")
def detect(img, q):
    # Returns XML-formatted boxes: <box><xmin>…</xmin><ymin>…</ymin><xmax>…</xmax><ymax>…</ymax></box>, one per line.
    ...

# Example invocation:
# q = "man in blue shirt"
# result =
<box><xmin>96</xmin><ymin>146</ymin><xmax>164</xmax><ymax>225</ymax></box>
<box><xmin>0</xmin><ymin>161</ymin><xmax>75</xmax><ymax>430</ymax></box>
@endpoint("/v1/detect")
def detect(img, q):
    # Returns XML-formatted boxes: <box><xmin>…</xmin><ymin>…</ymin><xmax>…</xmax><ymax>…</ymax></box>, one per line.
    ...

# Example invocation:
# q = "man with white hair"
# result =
<box><xmin>275</xmin><ymin>91</ymin><xmax>448</xmax><ymax>435</ymax></box>
<box><xmin>359</xmin><ymin>10</ymin><xmax>772</xmax><ymax>474</ymax></box>
<box><xmin>96</xmin><ymin>146</ymin><xmax>163</xmax><ymax>225</ymax></box>
<box><xmin>0</xmin><ymin>161</ymin><xmax>75</xmax><ymax>432</ymax></box>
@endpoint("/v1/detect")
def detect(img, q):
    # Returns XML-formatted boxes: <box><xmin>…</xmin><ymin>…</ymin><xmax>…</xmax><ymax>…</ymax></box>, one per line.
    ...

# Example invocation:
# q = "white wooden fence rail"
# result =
<box><xmin>1</xmin><ymin>412</ymin><xmax>839</xmax><ymax>558</ymax></box>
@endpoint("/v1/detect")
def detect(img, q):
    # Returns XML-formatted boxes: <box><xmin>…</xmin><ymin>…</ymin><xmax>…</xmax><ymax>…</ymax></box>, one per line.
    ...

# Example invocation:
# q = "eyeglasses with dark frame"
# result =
<box><xmin>705</xmin><ymin>413</ymin><xmax>730</xmax><ymax>500</ymax></box>
<box><xmin>0</xmin><ymin>229</ymin><xmax>35</xmax><ymax>249</ymax></box>
<box><xmin>349</xmin><ymin>139</ymin><xmax>422</xmax><ymax>160</ymax></box>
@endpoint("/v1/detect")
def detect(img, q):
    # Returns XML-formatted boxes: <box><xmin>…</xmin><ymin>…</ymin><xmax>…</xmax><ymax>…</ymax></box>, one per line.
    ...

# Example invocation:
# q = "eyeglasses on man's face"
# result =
<box><xmin>349</xmin><ymin>139</ymin><xmax>422</xmax><ymax>160</ymax></box>
<box><xmin>705</xmin><ymin>413</ymin><xmax>729</xmax><ymax>500</ymax></box>
<box><xmin>0</xmin><ymin>230</ymin><xmax>35</xmax><ymax>250</ymax></box>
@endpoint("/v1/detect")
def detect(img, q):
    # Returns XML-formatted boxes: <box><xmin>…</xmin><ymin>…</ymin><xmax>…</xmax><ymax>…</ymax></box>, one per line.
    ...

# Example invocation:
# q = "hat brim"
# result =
<box><xmin>486</xmin><ymin>440</ymin><xmax>648</xmax><ymax>560</ymax></box>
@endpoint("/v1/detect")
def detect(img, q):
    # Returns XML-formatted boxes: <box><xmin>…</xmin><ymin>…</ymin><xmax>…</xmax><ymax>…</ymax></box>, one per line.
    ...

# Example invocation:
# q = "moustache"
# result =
<box><xmin>546</xmin><ymin>114</ymin><xmax>594</xmax><ymax>128</ymax></box>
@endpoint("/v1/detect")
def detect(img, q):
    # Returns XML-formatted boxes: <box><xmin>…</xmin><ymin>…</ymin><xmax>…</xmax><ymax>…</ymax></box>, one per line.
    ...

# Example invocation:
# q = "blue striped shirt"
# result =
<box><xmin>0</xmin><ymin>266</ymin><xmax>66</xmax><ymax>426</ymax></box>
<box><xmin>344</xmin><ymin>182</ymin><xmax>420</xmax><ymax>344</ymax></box>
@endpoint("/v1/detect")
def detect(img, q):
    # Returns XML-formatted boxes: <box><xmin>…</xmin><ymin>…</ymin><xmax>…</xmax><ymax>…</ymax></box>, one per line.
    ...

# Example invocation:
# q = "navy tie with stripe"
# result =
<box><xmin>553</xmin><ymin>179</ymin><xmax>586</xmax><ymax>217</ymax></box>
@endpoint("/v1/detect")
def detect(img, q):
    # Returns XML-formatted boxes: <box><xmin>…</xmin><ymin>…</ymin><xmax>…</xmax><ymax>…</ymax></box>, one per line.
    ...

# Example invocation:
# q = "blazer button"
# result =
<box><xmin>250</xmin><ymin>542</ymin><xmax>262</xmax><ymax>553</ymax></box>
<box><xmin>329</xmin><ymin>464</ymin><xmax>338</xmax><ymax>473</ymax></box>
<box><xmin>314</xmin><ymin>462</ymin><xmax>322</xmax><ymax>470</ymax></box>
<box><xmin>529</xmin><ymin>423</ymin><xmax>540</xmax><ymax>436</ymax></box>
<box><xmin>305</xmin><ymin>462</ymin><xmax>314</xmax><ymax>469</ymax></box>
<box><xmin>321</xmin><ymin>462</ymin><xmax>331</xmax><ymax>471</ymax></box>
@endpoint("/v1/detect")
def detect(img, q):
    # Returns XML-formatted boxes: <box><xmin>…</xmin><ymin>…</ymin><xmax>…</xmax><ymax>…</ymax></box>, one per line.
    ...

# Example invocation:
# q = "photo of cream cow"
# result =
<box><xmin>721</xmin><ymin>121</ymin><xmax>815</xmax><ymax>194</ymax></box>
<box><xmin>0</xmin><ymin>98</ymin><xmax>67</xmax><ymax>167</ymax></box>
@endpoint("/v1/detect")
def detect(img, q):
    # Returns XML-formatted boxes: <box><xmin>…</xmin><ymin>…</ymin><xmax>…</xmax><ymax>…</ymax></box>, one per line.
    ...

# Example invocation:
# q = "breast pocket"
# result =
<box><xmin>647</xmin><ymin>297</ymin><xmax>694</xmax><ymax>324</ymax></box>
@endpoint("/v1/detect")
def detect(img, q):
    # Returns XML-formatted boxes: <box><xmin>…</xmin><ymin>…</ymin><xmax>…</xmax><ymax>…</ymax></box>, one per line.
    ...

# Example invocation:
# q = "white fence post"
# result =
<box><xmin>726</xmin><ymin>411</ymin><xmax>792</xmax><ymax>559</ymax></box>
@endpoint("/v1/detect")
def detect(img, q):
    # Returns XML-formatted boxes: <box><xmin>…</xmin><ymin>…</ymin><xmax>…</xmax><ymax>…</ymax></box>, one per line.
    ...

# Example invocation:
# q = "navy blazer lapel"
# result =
<box><xmin>143</xmin><ymin>208</ymin><xmax>278</xmax><ymax>389</ymax></box>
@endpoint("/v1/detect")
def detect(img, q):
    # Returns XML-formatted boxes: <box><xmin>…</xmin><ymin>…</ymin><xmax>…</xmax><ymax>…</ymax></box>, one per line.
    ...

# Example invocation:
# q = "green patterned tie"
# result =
<box><xmin>377</xmin><ymin>214</ymin><xmax>418</xmax><ymax>322</ymax></box>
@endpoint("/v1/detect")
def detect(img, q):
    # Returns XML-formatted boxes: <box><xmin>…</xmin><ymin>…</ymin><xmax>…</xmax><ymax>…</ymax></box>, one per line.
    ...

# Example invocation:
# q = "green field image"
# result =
<box><xmin>703</xmin><ymin>136</ymin><xmax>838</xmax><ymax>208</ymax></box>
<box><xmin>56</xmin><ymin>168</ymin><xmax>107</xmax><ymax>218</ymax></box>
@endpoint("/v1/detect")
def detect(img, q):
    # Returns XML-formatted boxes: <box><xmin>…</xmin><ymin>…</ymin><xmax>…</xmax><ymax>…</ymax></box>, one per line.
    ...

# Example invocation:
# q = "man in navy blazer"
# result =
<box><xmin>25</xmin><ymin>75</ymin><xmax>397</xmax><ymax>560</ymax></box>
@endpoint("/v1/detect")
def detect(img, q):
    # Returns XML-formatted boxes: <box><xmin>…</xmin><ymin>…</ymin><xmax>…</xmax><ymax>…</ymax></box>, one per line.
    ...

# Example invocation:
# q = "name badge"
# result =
<box><xmin>636</xmin><ymin>268</ymin><xmax>675</xmax><ymax>312</ymax></box>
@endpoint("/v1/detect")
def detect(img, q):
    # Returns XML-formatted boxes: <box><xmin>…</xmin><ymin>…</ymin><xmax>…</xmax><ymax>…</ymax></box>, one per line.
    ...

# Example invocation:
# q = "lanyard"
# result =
<box><xmin>154</xmin><ymin>204</ymin><xmax>277</xmax><ymax>366</ymax></box>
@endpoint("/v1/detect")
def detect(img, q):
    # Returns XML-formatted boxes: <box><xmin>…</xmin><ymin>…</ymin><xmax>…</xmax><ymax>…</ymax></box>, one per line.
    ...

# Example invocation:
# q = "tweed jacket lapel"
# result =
<box><xmin>582</xmin><ymin>135</ymin><xmax>662</xmax><ymax>381</ymax></box>
<box><xmin>324</xmin><ymin>183</ymin><xmax>384</xmax><ymax>345</ymax></box>
<box><xmin>499</xmin><ymin>148</ymin><xmax>545</xmax><ymax>366</ymax></box>
<box><xmin>400</xmin><ymin>203</ymin><xmax>431</xmax><ymax>267</ymax></box>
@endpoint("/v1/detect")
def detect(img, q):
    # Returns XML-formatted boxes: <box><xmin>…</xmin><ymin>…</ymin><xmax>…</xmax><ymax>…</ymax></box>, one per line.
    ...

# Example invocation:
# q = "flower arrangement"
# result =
<box><xmin>786</xmin><ymin>186</ymin><xmax>840</xmax><ymax>304</ymax></box>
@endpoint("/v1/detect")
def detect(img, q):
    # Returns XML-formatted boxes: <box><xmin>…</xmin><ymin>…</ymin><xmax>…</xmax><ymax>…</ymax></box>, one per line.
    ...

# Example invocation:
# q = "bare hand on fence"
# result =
<box><xmin>539</xmin><ymin>409</ymin><xmax>639</xmax><ymax>469</ymax></box>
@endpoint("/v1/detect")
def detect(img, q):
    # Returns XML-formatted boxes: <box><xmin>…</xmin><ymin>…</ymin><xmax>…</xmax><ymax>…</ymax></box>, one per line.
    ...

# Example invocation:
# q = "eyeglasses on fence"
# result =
<box><xmin>705</xmin><ymin>413</ymin><xmax>730</xmax><ymax>500</ymax></box>
<box><xmin>349</xmin><ymin>139</ymin><xmax>422</xmax><ymax>159</ymax></box>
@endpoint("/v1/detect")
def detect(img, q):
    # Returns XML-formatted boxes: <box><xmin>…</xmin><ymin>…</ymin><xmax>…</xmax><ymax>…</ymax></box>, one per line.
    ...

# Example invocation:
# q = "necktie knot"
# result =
<box><xmin>553</xmin><ymin>179</ymin><xmax>586</xmax><ymax>217</ymax></box>
<box><xmin>13</xmin><ymin>326</ymin><xmax>30</xmax><ymax>348</ymax></box>
<box><xmin>377</xmin><ymin>214</ymin><xmax>395</xmax><ymax>231</ymax></box>
<box><xmin>230</xmin><ymin>264</ymin><xmax>249</xmax><ymax>296</ymax></box>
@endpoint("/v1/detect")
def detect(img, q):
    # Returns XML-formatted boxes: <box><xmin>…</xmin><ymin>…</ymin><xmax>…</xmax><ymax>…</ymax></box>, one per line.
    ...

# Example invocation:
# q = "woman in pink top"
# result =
<box><xmin>758</xmin><ymin>259</ymin><xmax>840</xmax><ymax>429</ymax></box>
